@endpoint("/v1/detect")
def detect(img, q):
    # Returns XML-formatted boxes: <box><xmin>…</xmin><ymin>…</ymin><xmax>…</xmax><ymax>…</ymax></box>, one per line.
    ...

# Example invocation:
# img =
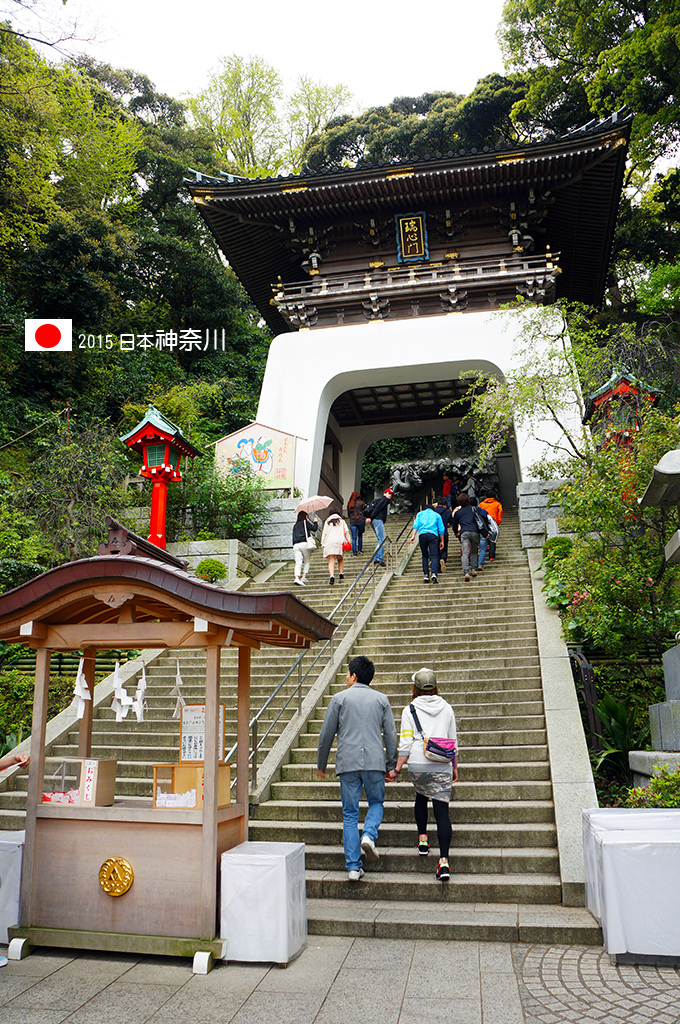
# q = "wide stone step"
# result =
<box><xmin>248</xmin><ymin>819</ymin><xmax>557</xmax><ymax>849</ymax></box>
<box><xmin>305</xmin><ymin>715</ymin><xmax>545</xmax><ymax>736</ymax></box>
<box><xmin>305</xmin><ymin>869</ymin><xmax>561</xmax><ymax>904</ymax></box>
<box><xmin>251</xmin><ymin>799</ymin><xmax>555</xmax><ymax>824</ymax></box>
<box><xmin>0</xmin><ymin>808</ymin><xmax>28</xmax><ymax>829</ymax></box>
<box><xmin>269</xmin><ymin>780</ymin><xmax>553</xmax><ymax>802</ymax></box>
<box><xmin>281</xmin><ymin>760</ymin><xmax>551</xmax><ymax>782</ymax></box>
<box><xmin>305</xmin><ymin>899</ymin><xmax>602</xmax><ymax>944</ymax></box>
<box><xmin>303</xmin><ymin>844</ymin><xmax>560</xmax><ymax>875</ymax></box>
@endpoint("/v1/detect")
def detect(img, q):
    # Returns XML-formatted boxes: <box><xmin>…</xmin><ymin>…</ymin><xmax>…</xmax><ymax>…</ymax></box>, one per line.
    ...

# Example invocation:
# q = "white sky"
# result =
<box><xmin>23</xmin><ymin>0</ymin><xmax>507</xmax><ymax>111</ymax></box>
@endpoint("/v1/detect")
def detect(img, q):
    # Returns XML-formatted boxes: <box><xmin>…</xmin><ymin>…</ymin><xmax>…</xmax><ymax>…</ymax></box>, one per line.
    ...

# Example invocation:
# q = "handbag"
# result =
<box><xmin>409</xmin><ymin>704</ymin><xmax>457</xmax><ymax>765</ymax></box>
<box><xmin>342</xmin><ymin>540</ymin><xmax>352</xmax><ymax>551</ymax></box>
<box><xmin>303</xmin><ymin>520</ymin><xmax>316</xmax><ymax>550</ymax></box>
<box><xmin>472</xmin><ymin>507</ymin><xmax>489</xmax><ymax>538</ymax></box>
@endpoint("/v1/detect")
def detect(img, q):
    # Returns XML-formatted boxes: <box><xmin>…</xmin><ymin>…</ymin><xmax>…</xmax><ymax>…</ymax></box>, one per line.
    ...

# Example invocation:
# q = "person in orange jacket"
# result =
<box><xmin>478</xmin><ymin>492</ymin><xmax>503</xmax><ymax>567</ymax></box>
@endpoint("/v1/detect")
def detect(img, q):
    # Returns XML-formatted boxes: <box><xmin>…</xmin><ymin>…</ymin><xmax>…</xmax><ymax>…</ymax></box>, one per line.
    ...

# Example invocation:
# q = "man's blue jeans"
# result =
<box><xmin>371</xmin><ymin>519</ymin><xmax>386</xmax><ymax>562</ymax></box>
<box><xmin>478</xmin><ymin>534</ymin><xmax>488</xmax><ymax>568</ymax></box>
<box><xmin>338</xmin><ymin>770</ymin><xmax>385</xmax><ymax>871</ymax></box>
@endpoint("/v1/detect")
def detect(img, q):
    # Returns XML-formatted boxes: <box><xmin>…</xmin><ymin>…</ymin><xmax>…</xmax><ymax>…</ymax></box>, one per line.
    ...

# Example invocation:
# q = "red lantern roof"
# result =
<box><xmin>120</xmin><ymin>405</ymin><xmax>201</xmax><ymax>460</ymax></box>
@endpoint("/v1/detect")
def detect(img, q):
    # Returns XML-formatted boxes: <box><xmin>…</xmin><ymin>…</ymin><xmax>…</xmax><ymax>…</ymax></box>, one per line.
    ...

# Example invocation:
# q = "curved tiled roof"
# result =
<box><xmin>187</xmin><ymin>113</ymin><xmax>631</xmax><ymax>331</ymax></box>
<box><xmin>0</xmin><ymin>556</ymin><xmax>335</xmax><ymax>648</ymax></box>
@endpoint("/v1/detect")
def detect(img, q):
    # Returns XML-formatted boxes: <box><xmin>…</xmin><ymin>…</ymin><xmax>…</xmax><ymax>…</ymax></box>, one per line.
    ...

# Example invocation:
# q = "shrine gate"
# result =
<box><xmin>188</xmin><ymin>113</ymin><xmax>630</xmax><ymax>504</ymax></box>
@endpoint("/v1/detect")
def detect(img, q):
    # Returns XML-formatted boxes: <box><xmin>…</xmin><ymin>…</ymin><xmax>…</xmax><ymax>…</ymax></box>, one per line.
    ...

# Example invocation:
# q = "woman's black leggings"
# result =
<box><xmin>414</xmin><ymin>793</ymin><xmax>452</xmax><ymax>858</ymax></box>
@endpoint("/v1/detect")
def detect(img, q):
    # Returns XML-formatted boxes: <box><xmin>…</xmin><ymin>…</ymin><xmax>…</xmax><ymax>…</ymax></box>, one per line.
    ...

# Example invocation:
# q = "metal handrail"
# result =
<box><xmin>392</xmin><ymin>517</ymin><xmax>416</xmax><ymax>574</ymax></box>
<box><xmin>225</xmin><ymin>537</ymin><xmax>396</xmax><ymax>791</ymax></box>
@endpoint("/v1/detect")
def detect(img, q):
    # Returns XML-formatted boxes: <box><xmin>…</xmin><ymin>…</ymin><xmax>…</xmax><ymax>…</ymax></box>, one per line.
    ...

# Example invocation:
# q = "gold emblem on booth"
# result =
<box><xmin>99</xmin><ymin>857</ymin><xmax>134</xmax><ymax>896</ymax></box>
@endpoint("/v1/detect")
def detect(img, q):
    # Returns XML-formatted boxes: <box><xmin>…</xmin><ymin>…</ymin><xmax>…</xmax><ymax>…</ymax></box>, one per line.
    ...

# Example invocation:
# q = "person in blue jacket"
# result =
<box><xmin>409</xmin><ymin>504</ymin><xmax>446</xmax><ymax>583</ymax></box>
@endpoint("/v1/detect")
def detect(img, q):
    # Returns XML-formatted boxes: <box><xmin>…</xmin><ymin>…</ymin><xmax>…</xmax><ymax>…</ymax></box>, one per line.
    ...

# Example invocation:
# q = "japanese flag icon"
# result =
<box><xmin>25</xmin><ymin>319</ymin><xmax>72</xmax><ymax>352</ymax></box>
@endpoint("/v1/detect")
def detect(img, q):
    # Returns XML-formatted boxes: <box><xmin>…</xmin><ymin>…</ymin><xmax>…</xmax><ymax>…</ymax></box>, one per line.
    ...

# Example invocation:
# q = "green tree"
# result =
<box><xmin>0</xmin><ymin>27</ymin><xmax>62</xmax><ymax>266</ymax></box>
<box><xmin>540</xmin><ymin>406</ymin><xmax>680</xmax><ymax>658</ymax></box>
<box><xmin>462</xmin><ymin>302</ymin><xmax>680</xmax><ymax>658</ymax></box>
<box><xmin>303</xmin><ymin>76</ymin><xmax>525</xmax><ymax>171</ymax></box>
<box><xmin>186</xmin><ymin>55</ymin><xmax>284</xmax><ymax>177</ymax></box>
<box><xmin>187</xmin><ymin>54</ymin><xmax>352</xmax><ymax>177</ymax></box>
<box><xmin>164</xmin><ymin>456</ymin><xmax>271</xmax><ymax>543</ymax></box>
<box><xmin>457</xmin><ymin>301</ymin><xmax>678</xmax><ymax>474</ymax></box>
<box><xmin>499</xmin><ymin>0</ymin><xmax>680</xmax><ymax>169</ymax></box>
<box><xmin>18</xmin><ymin>421</ymin><xmax>131</xmax><ymax>563</ymax></box>
<box><xmin>285</xmin><ymin>75</ymin><xmax>353</xmax><ymax>173</ymax></box>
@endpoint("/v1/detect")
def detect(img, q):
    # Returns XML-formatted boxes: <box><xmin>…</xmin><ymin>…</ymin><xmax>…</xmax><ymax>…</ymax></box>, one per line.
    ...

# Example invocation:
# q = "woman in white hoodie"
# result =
<box><xmin>394</xmin><ymin>668</ymin><xmax>458</xmax><ymax>881</ymax></box>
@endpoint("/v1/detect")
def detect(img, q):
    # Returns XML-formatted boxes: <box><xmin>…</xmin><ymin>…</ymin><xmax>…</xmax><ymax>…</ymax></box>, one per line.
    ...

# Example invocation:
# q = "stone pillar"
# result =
<box><xmin>648</xmin><ymin>645</ymin><xmax>680</xmax><ymax>751</ymax></box>
<box><xmin>517</xmin><ymin>480</ymin><xmax>568</xmax><ymax>549</ymax></box>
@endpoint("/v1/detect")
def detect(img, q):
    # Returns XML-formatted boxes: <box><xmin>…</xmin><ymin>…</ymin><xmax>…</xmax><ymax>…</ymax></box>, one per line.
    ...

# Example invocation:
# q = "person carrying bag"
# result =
<box><xmin>392</xmin><ymin>668</ymin><xmax>458</xmax><ymax>881</ymax></box>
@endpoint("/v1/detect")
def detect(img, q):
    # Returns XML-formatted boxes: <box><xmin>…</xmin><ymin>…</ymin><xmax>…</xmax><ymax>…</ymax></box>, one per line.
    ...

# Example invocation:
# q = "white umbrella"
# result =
<box><xmin>295</xmin><ymin>495</ymin><xmax>334</xmax><ymax>515</ymax></box>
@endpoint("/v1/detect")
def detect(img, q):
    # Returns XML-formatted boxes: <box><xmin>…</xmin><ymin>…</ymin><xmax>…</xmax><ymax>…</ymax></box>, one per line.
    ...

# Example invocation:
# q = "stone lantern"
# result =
<box><xmin>631</xmin><ymin>448</ymin><xmax>680</xmax><ymax>783</ymax></box>
<box><xmin>121</xmin><ymin>405</ymin><xmax>200</xmax><ymax>549</ymax></box>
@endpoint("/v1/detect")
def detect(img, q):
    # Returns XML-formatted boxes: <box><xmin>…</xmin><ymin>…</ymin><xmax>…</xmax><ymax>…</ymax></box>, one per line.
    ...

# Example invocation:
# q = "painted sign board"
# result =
<box><xmin>214</xmin><ymin>422</ymin><xmax>296</xmax><ymax>490</ymax></box>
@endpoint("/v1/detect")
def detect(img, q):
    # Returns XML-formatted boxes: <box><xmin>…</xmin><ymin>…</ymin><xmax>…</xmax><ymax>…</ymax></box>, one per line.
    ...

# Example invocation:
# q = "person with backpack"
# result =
<box><xmin>478</xmin><ymin>492</ymin><xmax>503</xmax><ymax>567</ymax></box>
<box><xmin>347</xmin><ymin>490</ymin><xmax>367</xmax><ymax>556</ymax></box>
<box><xmin>409</xmin><ymin>502</ymin><xmax>446</xmax><ymax>583</ymax></box>
<box><xmin>364</xmin><ymin>488</ymin><xmax>393</xmax><ymax>566</ymax></box>
<box><xmin>393</xmin><ymin>668</ymin><xmax>458</xmax><ymax>881</ymax></box>
<box><xmin>451</xmin><ymin>493</ymin><xmax>490</xmax><ymax>581</ymax></box>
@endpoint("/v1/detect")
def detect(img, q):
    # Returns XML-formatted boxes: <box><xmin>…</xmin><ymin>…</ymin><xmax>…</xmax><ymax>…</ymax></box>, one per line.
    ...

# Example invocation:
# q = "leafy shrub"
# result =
<box><xmin>593</xmin><ymin>692</ymin><xmax>651</xmax><ymax>783</ymax></box>
<box><xmin>0</xmin><ymin>671</ymin><xmax>76</xmax><ymax>737</ymax></box>
<box><xmin>165</xmin><ymin>457</ymin><xmax>271</xmax><ymax>543</ymax></box>
<box><xmin>626</xmin><ymin>764</ymin><xmax>680</xmax><ymax>808</ymax></box>
<box><xmin>541</xmin><ymin>535</ymin><xmax>573</xmax><ymax>572</ymax></box>
<box><xmin>196</xmin><ymin>558</ymin><xmax>227</xmax><ymax>584</ymax></box>
<box><xmin>0</xmin><ymin>729</ymin><xmax>25</xmax><ymax>757</ymax></box>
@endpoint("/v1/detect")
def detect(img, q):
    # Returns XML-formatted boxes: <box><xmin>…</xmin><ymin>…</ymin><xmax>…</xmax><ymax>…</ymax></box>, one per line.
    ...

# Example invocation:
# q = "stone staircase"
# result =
<box><xmin>0</xmin><ymin>518</ymin><xmax>405</xmax><ymax>827</ymax></box>
<box><xmin>249</xmin><ymin>509</ymin><xmax>601</xmax><ymax>943</ymax></box>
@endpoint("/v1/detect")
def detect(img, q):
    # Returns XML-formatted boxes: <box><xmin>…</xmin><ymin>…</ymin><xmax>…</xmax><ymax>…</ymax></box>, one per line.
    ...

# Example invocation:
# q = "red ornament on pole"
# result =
<box><xmin>120</xmin><ymin>406</ymin><xmax>200</xmax><ymax>549</ymax></box>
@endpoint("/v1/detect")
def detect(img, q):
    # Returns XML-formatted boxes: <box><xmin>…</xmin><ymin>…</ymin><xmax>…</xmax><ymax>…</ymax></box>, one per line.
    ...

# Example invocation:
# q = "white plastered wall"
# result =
<box><xmin>256</xmin><ymin>311</ymin><xmax>577</xmax><ymax>498</ymax></box>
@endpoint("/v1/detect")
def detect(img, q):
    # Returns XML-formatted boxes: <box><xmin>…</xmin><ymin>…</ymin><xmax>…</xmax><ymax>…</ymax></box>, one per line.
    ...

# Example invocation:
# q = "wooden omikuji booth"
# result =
<box><xmin>0</xmin><ymin>553</ymin><xmax>334</xmax><ymax>970</ymax></box>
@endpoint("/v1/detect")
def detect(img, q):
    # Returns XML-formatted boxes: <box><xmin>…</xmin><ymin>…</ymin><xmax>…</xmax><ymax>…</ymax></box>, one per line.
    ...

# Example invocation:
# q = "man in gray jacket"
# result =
<box><xmin>317</xmin><ymin>655</ymin><xmax>398</xmax><ymax>880</ymax></box>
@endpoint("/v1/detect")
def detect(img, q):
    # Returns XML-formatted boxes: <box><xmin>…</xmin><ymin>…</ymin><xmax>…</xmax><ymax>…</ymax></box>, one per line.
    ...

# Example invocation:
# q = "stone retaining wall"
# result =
<box><xmin>517</xmin><ymin>480</ymin><xmax>567</xmax><ymax>549</ymax></box>
<box><xmin>167</xmin><ymin>538</ymin><xmax>269</xmax><ymax>578</ymax></box>
<box><xmin>249</xmin><ymin>496</ymin><xmax>300</xmax><ymax>561</ymax></box>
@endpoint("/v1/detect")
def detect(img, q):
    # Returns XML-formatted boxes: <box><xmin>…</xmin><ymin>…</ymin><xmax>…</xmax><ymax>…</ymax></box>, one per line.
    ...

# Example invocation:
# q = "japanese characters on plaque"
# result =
<box><xmin>180</xmin><ymin>704</ymin><xmax>226</xmax><ymax>762</ymax></box>
<box><xmin>395</xmin><ymin>212</ymin><xmax>429</xmax><ymax>263</ymax></box>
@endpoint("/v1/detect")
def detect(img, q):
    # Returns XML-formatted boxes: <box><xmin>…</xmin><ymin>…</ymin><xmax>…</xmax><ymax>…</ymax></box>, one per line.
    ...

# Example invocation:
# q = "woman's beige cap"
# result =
<box><xmin>411</xmin><ymin>668</ymin><xmax>437</xmax><ymax>691</ymax></box>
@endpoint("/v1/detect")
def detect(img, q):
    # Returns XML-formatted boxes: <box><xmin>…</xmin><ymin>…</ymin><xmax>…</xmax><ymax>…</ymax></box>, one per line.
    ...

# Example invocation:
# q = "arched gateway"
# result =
<box><xmin>188</xmin><ymin>113</ymin><xmax>630</xmax><ymax>503</ymax></box>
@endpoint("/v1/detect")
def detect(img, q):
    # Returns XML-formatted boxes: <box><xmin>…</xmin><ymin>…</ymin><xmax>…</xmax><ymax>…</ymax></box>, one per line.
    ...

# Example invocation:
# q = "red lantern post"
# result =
<box><xmin>120</xmin><ymin>406</ymin><xmax>200</xmax><ymax>549</ymax></box>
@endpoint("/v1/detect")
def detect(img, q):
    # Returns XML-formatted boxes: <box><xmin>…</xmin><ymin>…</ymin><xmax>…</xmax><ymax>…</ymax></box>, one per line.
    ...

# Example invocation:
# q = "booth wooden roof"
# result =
<box><xmin>188</xmin><ymin>113</ymin><xmax>631</xmax><ymax>333</ymax></box>
<box><xmin>0</xmin><ymin>556</ymin><xmax>336</xmax><ymax>652</ymax></box>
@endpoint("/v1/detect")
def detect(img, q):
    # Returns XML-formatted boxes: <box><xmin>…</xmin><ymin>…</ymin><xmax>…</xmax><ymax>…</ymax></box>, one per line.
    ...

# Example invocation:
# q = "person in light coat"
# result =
<box><xmin>394</xmin><ymin>668</ymin><xmax>458</xmax><ymax>881</ymax></box>
<box><xmin>321</xmin><ymin>506</ymin><xmax>351</xmax><ymax>585</ymax></box>
<box><xmin>317</xmin><ymin>656</ymin><xmax>398</xmax><ymax>880</ymax></box>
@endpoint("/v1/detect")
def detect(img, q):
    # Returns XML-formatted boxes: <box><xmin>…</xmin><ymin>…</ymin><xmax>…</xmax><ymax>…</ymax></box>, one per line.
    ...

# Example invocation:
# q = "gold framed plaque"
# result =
<box><xmin>99</xmin><ymin>857</ymin><xmax>134</xmax><ymax>896</ymax></box>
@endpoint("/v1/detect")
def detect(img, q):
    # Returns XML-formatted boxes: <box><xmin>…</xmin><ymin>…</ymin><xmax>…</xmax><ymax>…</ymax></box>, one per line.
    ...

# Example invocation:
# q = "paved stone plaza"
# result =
<box><xmin>1</xmin><ymin>938</ymin><xmax>679</xmax><ymax>1024</ymax></box>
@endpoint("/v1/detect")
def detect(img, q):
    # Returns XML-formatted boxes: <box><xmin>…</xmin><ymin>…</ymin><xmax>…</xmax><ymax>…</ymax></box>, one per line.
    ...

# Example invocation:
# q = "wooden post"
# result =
<box><xmin>77</xmin><ymin>647</ymin><xmax>96</xmax><ymax>757</ymax></box>
<box><xmin>236</xmin><ymin>646</ymin><xmax>251</xmax><ymax>840</ymax></box>
<box><xmin>20</xmin><ymin>647</ymin><xmax>50</xmax><ymax>927</ymax></box>
<box><xmin>199</xmin><ymin>644</ymin><xmax>221</xmax><ymax>940</ymax></box>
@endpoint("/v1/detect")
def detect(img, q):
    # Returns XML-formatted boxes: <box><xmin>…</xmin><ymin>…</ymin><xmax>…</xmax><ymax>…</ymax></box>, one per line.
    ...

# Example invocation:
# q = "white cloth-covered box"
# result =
<box><xmin>583</xmin><ymin>809</ymin><xmax>680</xmax><ymax>960</ymax></box>
<box><xmin>0</xmin><ymin>831</ymin><xmax>24</xmax><ymax>944</ymax></box>
<box><xmin>220</xmin><ymin>842</ymin><xmax>306</xmax><ymax>963</ymax></box>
